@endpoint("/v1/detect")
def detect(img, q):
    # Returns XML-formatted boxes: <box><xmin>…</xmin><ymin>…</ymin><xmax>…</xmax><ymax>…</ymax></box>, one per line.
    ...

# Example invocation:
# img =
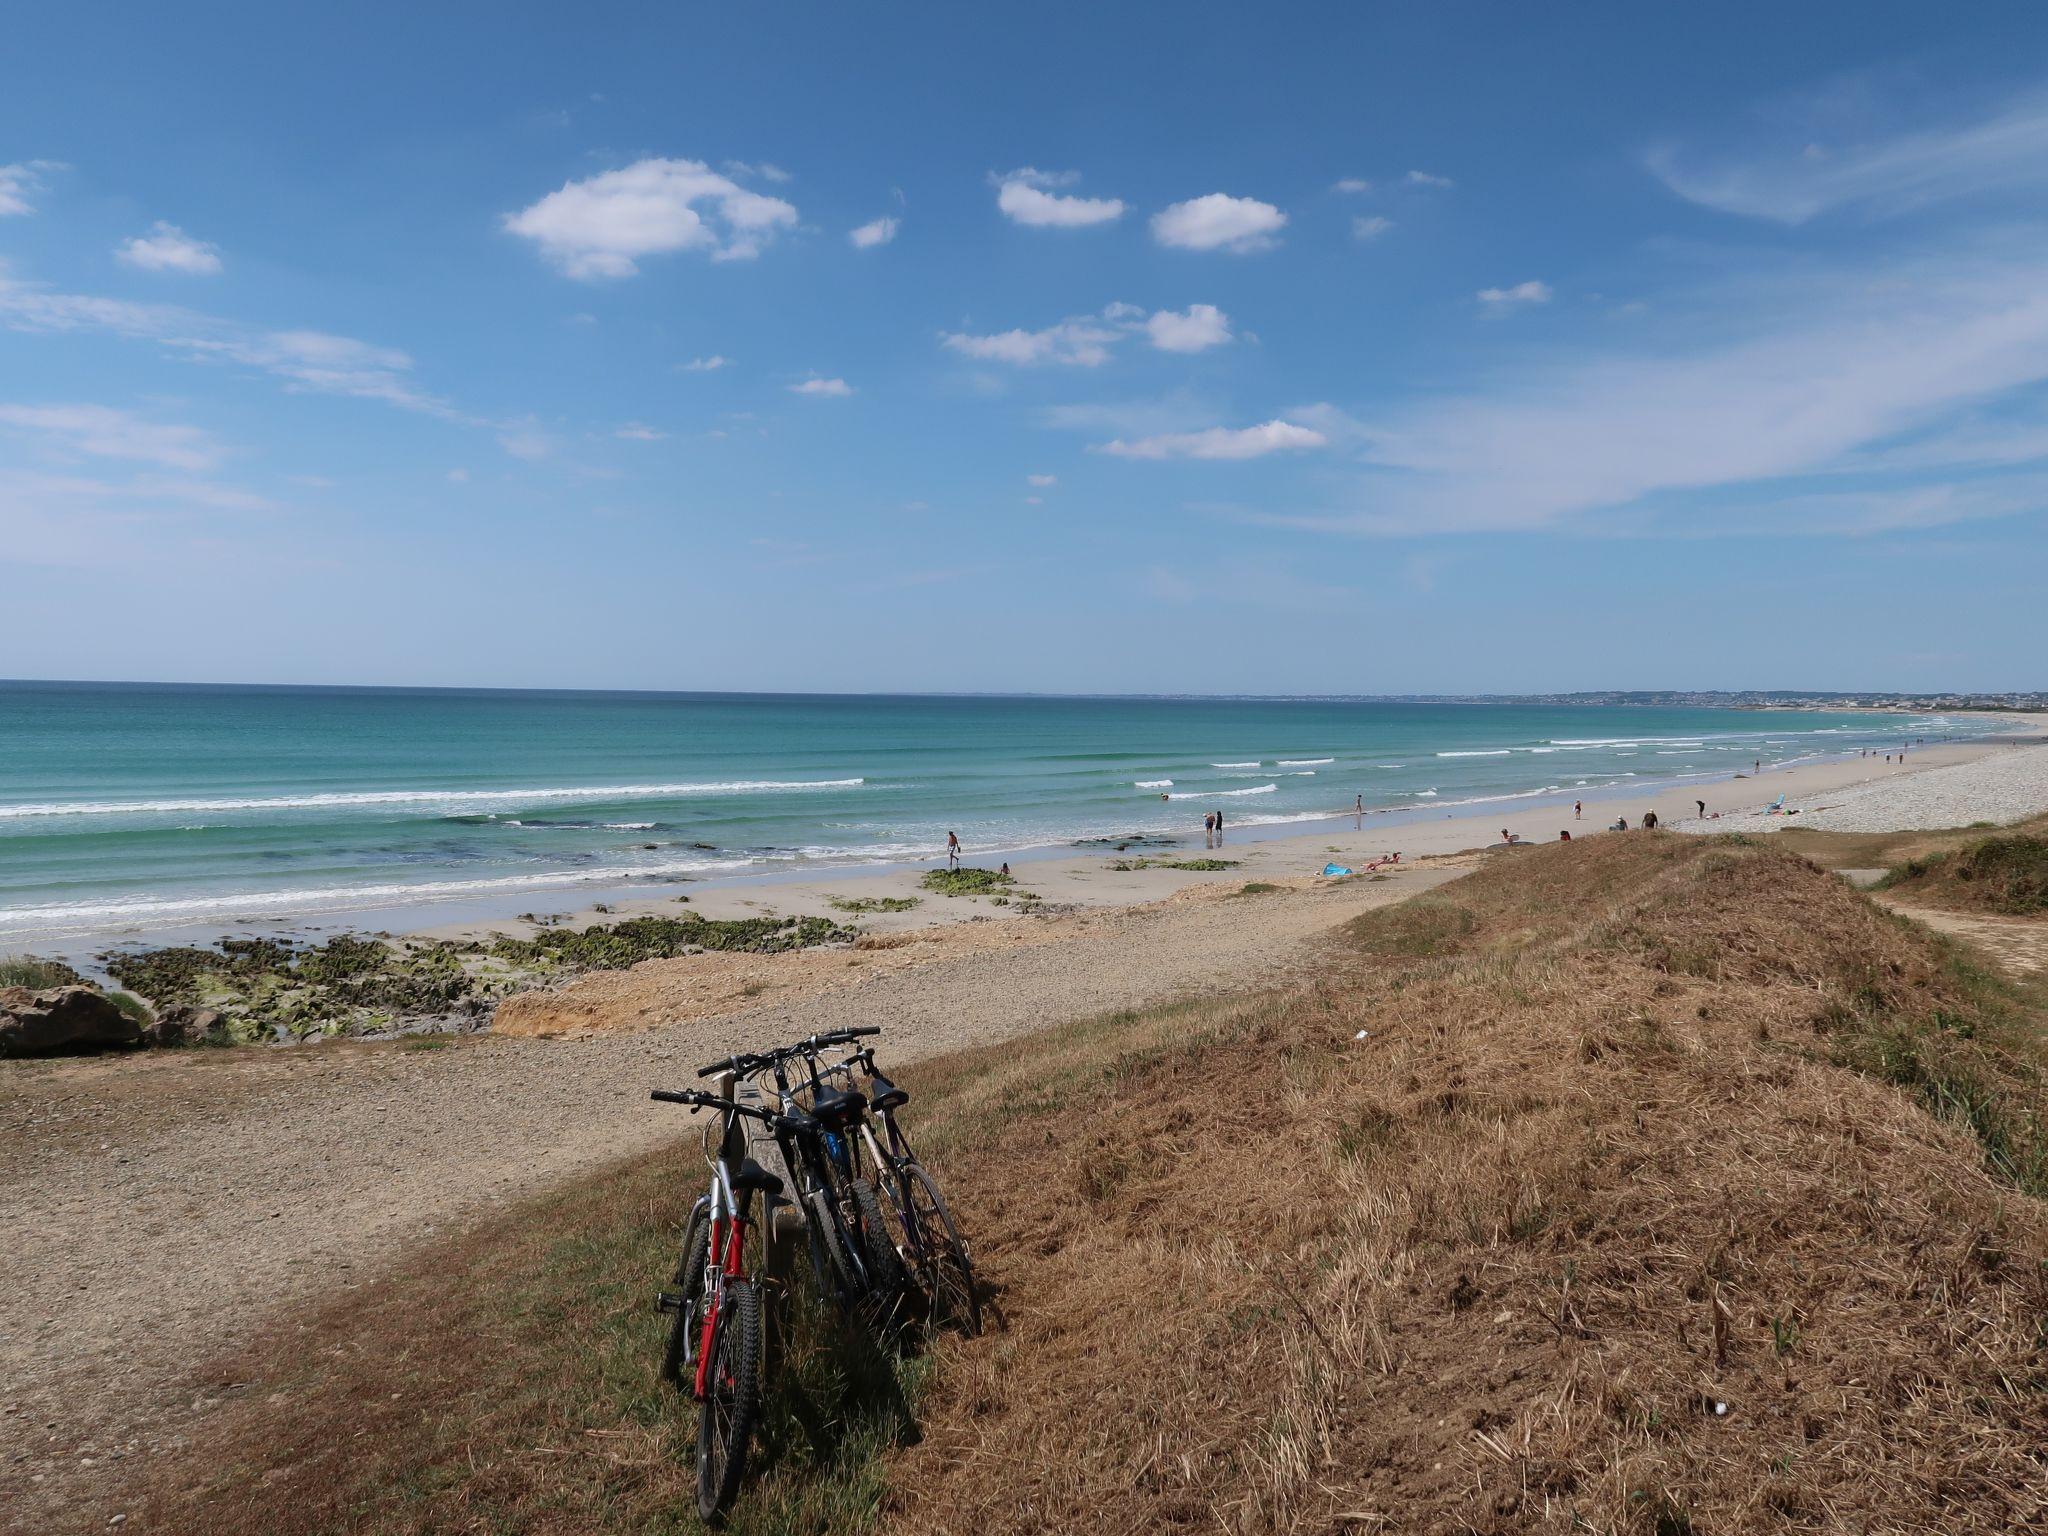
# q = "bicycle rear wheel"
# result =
<box><xmin>903</xmin><ymin>1164</ymin><xmax>981</xmax><ymax>1337</ymax></box>
<box><xmin>696</xmin><ymin>1279</ymin><xmax>762</xmax><ymax>1523</ymax></box>
<box><xmin>849</xmin><ymin>1176</ymin><xmax>910</xmax><ymax>1328</ymax></box>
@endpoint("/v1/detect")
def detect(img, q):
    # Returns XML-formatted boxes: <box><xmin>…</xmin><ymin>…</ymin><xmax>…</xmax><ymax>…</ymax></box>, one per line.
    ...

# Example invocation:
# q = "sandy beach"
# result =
<box><xmin>409</xmin><ymin>721</ymin><xmax>2048</xmax><ymax>955</ymax></box>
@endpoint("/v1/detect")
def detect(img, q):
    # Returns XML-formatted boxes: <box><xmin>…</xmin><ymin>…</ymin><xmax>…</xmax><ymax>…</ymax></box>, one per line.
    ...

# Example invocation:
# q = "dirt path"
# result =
<box><xmin>0</xmin><ymin>868</ymin><xmax>1455</xmax><ymax>1529</ymax></box>
<box><xmin>1877</xmin><ymin>898</ymin><xmax>2048</xmax><ymax>976</ymax></box>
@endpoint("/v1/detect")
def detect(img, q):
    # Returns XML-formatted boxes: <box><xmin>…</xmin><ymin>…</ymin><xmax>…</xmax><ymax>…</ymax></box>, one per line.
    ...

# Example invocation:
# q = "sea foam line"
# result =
<box><xmin>0</xmin><ymin>779</ymin><xmax>867</xmax><ymax>819</ymax></box>
<box><xmin>1167</xmin><ymin>783</ymin><xmax>1277</xmax><ymax>799</ymax></box>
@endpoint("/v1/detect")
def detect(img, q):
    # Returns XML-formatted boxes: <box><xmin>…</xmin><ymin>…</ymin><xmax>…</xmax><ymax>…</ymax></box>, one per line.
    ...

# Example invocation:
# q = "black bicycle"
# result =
<box><xmin>699</xmin><ymin>1029</ymin><xmax>909</xmax><ymax>1332</ymax></box>
<box><xmin>805</xmin><ymin>1039</ymin><xmax>982</xmax><ymax>1337</ymax></box>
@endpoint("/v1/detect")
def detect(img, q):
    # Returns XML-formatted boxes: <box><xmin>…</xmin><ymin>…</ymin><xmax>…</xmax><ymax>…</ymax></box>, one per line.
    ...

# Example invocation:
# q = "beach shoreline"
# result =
<box><xmin>9</xmin><ymin>717</ymin><xmax>2043</xmax><ymax>971</ymax></box>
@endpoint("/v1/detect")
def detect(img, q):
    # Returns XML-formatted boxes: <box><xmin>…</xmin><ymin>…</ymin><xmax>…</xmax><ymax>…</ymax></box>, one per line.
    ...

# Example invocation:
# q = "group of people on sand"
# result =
<box><xmin>1202</xmin><ymin>809</ymin><xmax>1227</xmax><ymax>846</ymax></box>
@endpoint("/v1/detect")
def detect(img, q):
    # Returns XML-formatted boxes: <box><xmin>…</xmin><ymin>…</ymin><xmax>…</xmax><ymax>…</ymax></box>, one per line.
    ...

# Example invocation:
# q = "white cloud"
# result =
<box><xmin>788</xmin><ymin>376</ymin><xmax>853</xmax><ymax>397</ymax></box>
<box><xmin>498</xmin><ymin>423</ymin><xmax>557</xmax><ymax>460</ymax></box>
<box><xmin>1647</xmin><ymin>88</ymin><xmax>2048</xmax><ymax>225</ymax></box>
<box><xmin>849</xmin><ymin>216</ymin><xmax>899</xmax><ymax>249</ymax></box>
<box><xmin>1280</xmin><ymin>249</ymin><xmax>2048</xmax><ymax>535</ymax></box>
<box><xmin>1026</xmin><ymin>473</ymin><xmax>1057</xmax><ymax>487</ymax></box>
<box><xmin>1098</xmin><ymin>419</ymin><xmax>1327</xmax><ymax>460</ymax></box>
<box><xmin>0</xmin><ymin>403</ymin><xmax>225</xmax><ymax>470</ymax></box>
<box><xmin>1145</xmin><ymin>303</ymin><xmax>1232</xmax><ymax>353</ymax></box>
<box><xmin>1150</xmin><ymin>193</ymin><xmax>1286</xmax><ymax>253</ymax></box>
<box><xmin>1024</xmin><ymin>495</ymin><xmax>1043</xmax><ymax>505</ymax></box>
<box><xmin>0</xmin><ymin>265</ymin><xmax>475</xmax><ymax>422</ymax></box>
<box><xmin>446</xmin><ymin>468</ymin><xmax>470</xmax><ymax>483</ymax></box>
<box><xmin>503</xmin><ymin>158</ymin><xmax>798</xmax><ymax>278</ymax></box>
<box><xmin>681</xmin><ymin>354</ymin><xmax>731</xmax><ymax>371</ymax></box>
<box><xmin>615</xmin><ymin>421</ymin><xmax>667</xmax><ymax>440</ymax></box>
<box><xmin>1477</xmin><ymin>280</ymin><xmax>1552</xmax><ymax>309</ymax></box>
<box><xmin>724</xmin><ymin>160</ymin><xmax>792</xmax><ymax>185</ymax></box>
<box><xmin>1352</xmin><ymin>215</ymin><xmax>1394</xmax><ymax>242</ymax></box>
<box><xmin>115</xmin><ymin>222</ymin><xmax>223</xmax><ymax>275</ymax></box>
<box><xmin>0</xmin><ymin>161</ymin><xmax>59</xmax><ymax>217</ymax></box>
<box><xmin>1405</xmin><ymin>170</ymin><xmax>1454</xmax><ymax>188</ymax></box>
<box><xmin>1332</xmin><ymin>178</ymin><xmax>1373</xmax><ymax>195</ymax></box>
<box><xmin>942</xmin><ymin>313</ymin><xmax>1121</xmax><ymax>367</ymax></box>
<box><xmin>993</xmin><ymin>168</ymin><xmax>1125</xmax><ymax>228</ymax></box>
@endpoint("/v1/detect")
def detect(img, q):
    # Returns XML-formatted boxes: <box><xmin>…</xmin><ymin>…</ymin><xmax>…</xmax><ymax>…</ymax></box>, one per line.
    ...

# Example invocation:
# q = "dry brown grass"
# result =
<box><xmin>132</xmin><ymin>834</ymin><xmax>2048</xmax><ymax>1535</ymax></box>
<box><xmin>884</xmin><ymin>834</ymin><xmax>2048</xmax><ymax>1534</ymax></box>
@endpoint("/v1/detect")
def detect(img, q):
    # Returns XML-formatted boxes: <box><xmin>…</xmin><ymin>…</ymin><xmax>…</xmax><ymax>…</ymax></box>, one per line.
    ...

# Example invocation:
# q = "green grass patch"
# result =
<box><xmin>828</xmin><ymin>895</ymin><xmax>923</xmax><ymax>915</ymax></box>
<box><xmin>920</xmin><ymin>867</ymin><xmax>1017</xmax><ymax>897</ymax></box>
<box><xmin>1879</xmin><ymin>833</ymin><xmax>2048</xmax><ymax>915</ymax></box>
<box><xmin>0</xmin><ymin>955</ymin><xmax>87</xmax><ymax>989</ymax></box>
<box><xmin>1232</xmin><ymin>881</ymin><xmax>1282</xmax><ymax>897</ymax></box>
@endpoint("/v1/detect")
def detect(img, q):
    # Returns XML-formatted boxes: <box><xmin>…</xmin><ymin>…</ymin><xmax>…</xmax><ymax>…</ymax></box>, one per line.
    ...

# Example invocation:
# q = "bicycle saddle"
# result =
<box><xmin>865</xmin><ymin>1072</ymin><xmax>909</xmax><ymax>1112</ymax></box>
<box><xmin>809</xmin><ymin>1088</ymin><xmax>868</xmax><ymax>1128</ymax></box>
<box><xmin>732</xmin><ymin>1158</ymin><xmax>784</xmax><ymax>1196</ymax></box>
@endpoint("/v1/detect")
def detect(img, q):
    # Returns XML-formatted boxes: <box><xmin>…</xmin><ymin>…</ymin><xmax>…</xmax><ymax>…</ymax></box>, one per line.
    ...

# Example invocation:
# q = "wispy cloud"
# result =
<box><xmin>1477</xmin><ymin>280</ymin><xmax>1552</xmax><ymax>310</ymax></box>
<box><xmin>115</xmin><ymin>221</ymin><xmax>223</xmax><ymax>275</ymax></box>
<box><xmin>504</xmin><ymin>158</ymin><xmax>798</xmax><ymax>278</ymax></box>
<box><xmin>0</xmin><ymin>160</ymin><xmax>61</xmax><ymax>217</ymax></box>
<box><xmin>1332</xmin><ymin>178</ymin><xmax>1372</xmax><ymax>195</ymax></box>
<box><xmin>1648</xmin><ymin>87</ymin><xmax>2048</xmax><ymax>224</ymax></box>
<box><xmin>1098</xmin><ymin>419</ymin><xmax>1327</xmax><ymax>460</ymax></box>
<box><xmin>1274</xmin><ymin>247</ymin><xmax>2048</xmax><ymax>535</ymax></box>
<box><xmin>681</xmin><ymin>354</ymin><xmax>731</xmax><ymax>371</ymax></box>
<box><xmin>946</xmin><ymin>303</ymin><xmax>1232</xmax><ymax>366</ymax></box>
<box><xmin>614</xmin><ymin>421</ymin><xmax>667</xmax><ymax>441</ymax></box>
<box><xmin>0</xmin><ymin>403</ymin><xmax>225</xmax><ymax>470</ymax></box>
<box><xmin>788</xmin><ymin>376</ymin><xmax>853</xmax><ymax>397</ymax></box>
<box><xmin>0</xmin><ymin>266</ymin><xmax>468</xmax><ymax>420</ymax></box>
<box><xmin>1151</xmin><ymin>193</ymin><xmax>1286</xmax><ymax>253</ymax></box>
<box><xmin>1026</xmin><ymin>473</ymin><xmax>1057</xmax><ymax>487</ymax></box>
<box><xmin>992</xmin><ymin>168</ymin><xmax>1124</xmax><ymax>228</ymax></box>
<box><xmin>848</xmin><ymin>215</ymin><xmax>899</xmax><ymax>248</ymax></box>
<box><xmin>1404</xmin><ymin>169</ymin><xmax>1454</xmax><ymax>189</ymax></box>
<box><xmin>1352</xmin><ymin>215</ymin><xmax>1394</xmax><ymax>243</ymax></box>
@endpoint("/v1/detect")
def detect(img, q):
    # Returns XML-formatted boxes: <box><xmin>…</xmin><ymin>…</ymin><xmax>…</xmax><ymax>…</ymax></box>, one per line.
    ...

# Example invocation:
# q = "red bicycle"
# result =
<box><xmin>651</xmin><ymin>1085</ymin><xmax>792</xmax><ymax>1522</ymax></box>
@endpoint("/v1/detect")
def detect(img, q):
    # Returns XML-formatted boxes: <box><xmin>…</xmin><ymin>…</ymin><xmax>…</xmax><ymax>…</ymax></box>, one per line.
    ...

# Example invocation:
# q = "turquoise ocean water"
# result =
<box><xmin>0</xmin><ymin>682</ymin><xmax>1982</xmax><ymax>947</ymax></box>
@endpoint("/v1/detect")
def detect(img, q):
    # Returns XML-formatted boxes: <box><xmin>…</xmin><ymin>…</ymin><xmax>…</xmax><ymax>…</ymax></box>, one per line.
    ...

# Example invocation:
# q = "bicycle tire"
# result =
<box><xmin>661</xmin><ymin>1201</ymin><xmax>711</xmax><ymax>1390</ymax></box>
<box><xmin>849</xmin><ymin>1176</ymin><xmax>910</xmax><ymax>1323</ymax></box>
<box><xmin>804</xmin><ymin>1186</ymin><xmax>864</xmax><ymax>1311</ymax></box>
<box><xmin>904</xmin><ymin>1163</ymin><xmax>982</xmax><ymax>1337</ymax></box>
<box><xmin>696</xmin><ymin>1278</ymin><xmax>762</xmax><ymax>1523</ymax></box>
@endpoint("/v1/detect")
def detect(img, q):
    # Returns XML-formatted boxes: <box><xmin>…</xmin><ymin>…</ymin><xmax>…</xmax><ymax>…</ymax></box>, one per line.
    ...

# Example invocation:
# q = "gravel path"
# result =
<box><xmin>1673</xmin><ymin>740</ymin><xmax>2048</xmax><ymax>836</ymax></box>
<box><xmin>0</xmin><ymin>868</ymin><xmax>1454</xmax><ymax>1529</ymax></box>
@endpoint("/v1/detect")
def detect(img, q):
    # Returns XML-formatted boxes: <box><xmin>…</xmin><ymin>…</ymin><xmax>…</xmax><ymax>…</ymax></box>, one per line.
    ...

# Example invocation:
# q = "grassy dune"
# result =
<box><xmin>140</xmin><ymin>833</ymin><xmax>2048</xmax><ymax>1534</ymax></box>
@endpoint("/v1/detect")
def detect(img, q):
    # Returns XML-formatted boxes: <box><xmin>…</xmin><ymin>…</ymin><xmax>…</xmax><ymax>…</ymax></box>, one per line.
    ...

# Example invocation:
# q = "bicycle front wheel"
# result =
<box><xmin>696</xmin><ymin>1279</ymin><xmax>762</xmax><ymax>1523</ymax></box>
<box><xmin>903</xmin><ymin>1164</ymin><xmax>981</xmax><ymax>1337</ymax></box>
<box><xmin>661</xmin><ymin>1201</ymin><xmax>711</xmax><ymax>1390</ymax></box>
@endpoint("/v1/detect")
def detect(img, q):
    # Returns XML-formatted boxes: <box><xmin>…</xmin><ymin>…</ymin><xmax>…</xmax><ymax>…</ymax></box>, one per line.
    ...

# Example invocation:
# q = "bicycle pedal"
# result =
<box><xmin>656</xmin><ymin>1290</ymin><xmax>686</xmax><ymax>1313</ymax></box>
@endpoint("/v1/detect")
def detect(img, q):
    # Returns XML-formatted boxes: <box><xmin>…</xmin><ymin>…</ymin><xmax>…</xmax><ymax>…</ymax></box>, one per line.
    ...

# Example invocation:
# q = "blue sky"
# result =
<box><xmin>3</xmin><ymin>3</ymin><xmax>2045</xmax><ymax>694</ymax></box>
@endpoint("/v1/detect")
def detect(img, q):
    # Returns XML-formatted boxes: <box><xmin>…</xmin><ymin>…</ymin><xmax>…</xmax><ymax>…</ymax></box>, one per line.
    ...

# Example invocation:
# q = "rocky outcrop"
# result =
<box><xmin>0</xmin><ymin>985</ymin><xmax>145</xmax><ymax>1057</ymax></box>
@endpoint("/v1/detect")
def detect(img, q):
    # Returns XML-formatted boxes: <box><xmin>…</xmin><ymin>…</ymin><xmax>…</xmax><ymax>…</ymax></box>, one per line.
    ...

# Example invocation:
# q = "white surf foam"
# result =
<box><xmin>1166</xmin><ymin>784</ymin><xmax>1277</xmax><ymax>800</ymax></box>
<box><xmin>1210</xmin><ymin>761</ymin><xmax>1261</xmax><ymax>769</ymax></box>
<box><xmin>1134</xmin><ymin>780</ymin><xmax>1173</xmax><ymax>788</ymax></box>
<box><xmin>1436</xmin><ymin>749</ymin><xmax>1512</xmax><ymax>758</ymax></box>
<box><xmin>1277</xmin><ymin>757</ymin><xmax>1333</xmax><ymax>766</ymax></box>
<box><xmin>0</xmin><ymin>778</ymin><xmax>868</xmax><ymax>819</ymax></box>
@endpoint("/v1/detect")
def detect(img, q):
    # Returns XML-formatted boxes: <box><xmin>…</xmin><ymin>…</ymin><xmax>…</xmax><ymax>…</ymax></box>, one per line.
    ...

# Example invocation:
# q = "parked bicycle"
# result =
<box><xmin>804</xmin><ymin>1038</ymin><xmax>982</xmax><ymax>1336</ymax></box>
<box><xmin>649</xmin><ymin>1084</ymin><xmax>796</xmax><ymax>1522</ymax></box>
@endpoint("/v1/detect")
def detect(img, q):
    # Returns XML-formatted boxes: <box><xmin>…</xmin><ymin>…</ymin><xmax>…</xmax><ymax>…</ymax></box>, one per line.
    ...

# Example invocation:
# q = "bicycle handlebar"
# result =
<box><xmin>693</xmin><ymin>1027</ymin><xmax>881</xmax><ymax>1080</ymax></box>
<box><xmin>650</xmin><ymin>1088</ymin><xmax>787</xmax><ymax>1128</ymax></box>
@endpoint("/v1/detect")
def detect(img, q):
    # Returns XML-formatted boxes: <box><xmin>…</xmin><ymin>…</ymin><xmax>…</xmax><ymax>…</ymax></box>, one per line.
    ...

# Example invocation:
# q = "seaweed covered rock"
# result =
<box><xmin>0</xmin><ymin>984</ymin><xmax>143</xmax><ymax>1057</ymax></box>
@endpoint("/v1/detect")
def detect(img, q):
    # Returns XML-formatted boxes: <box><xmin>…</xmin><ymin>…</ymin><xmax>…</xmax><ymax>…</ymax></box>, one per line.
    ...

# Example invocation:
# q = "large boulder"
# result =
<box><xmin>0</xmin><ymin>985</ymin><xmax>145</xmax><ymax>1057</ymax></box>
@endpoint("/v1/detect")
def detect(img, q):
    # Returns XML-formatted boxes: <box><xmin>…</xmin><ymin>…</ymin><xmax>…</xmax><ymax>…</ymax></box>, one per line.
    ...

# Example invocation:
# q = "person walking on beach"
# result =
<box><xmin>1574</xmin><ymin>800</ymin><xmax>1582</xmax><ymax>820</ymax></box>
<box><xmin>1214</xmin><ymin>808</ymin><xmax>1225</xmax><ymax>840</ymax></box>
<box><xmin>1754</xmin><ymin>760</ymin><xmax>1761</xmax><ymax>775</ymax></box>
<box><xmin>1203</xmin><ymin>811</ymin><xmax>1216</xmax><ymax>846</ymax></box>
<box><xmin>1696</xmin><ymin>798</ymin><xmax>1706</xmax><ymax>819</ymax></box>
<box><xmin>945</xmin><ymin>830</ymin><xmax>960</xmax><ymax>870</ymax></box>
<box><xmin>1355</xmin><ymin>794</ymin><xmax>1364</xmax><ymax>817</ymax></box>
